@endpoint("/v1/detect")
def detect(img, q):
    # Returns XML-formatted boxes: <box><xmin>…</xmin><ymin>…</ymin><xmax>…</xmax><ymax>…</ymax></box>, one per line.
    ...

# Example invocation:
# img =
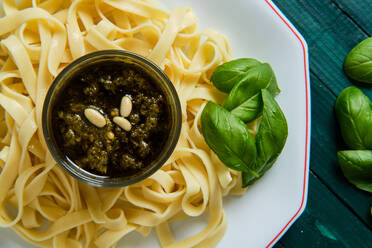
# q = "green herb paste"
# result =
<box><xmin>52</xmin><ymin>62</ymin><xmax>170</xmax><ymax>177</ymax></box>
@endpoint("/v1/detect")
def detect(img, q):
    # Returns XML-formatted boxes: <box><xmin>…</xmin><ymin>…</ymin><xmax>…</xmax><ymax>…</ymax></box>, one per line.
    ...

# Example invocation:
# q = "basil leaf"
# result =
<box><xmin>201</xmin><ymin>101</ymin><xmax>258</xmax><ymax>175</ymax></box>
<box><xmin>223</xmin><ymin>63</ymin><xmax>279</xmax><ymax>122</ymax></box>
<box><xmin>335</xmin><ymin>86</ymin><xmax>372</xmax><ymax>149</ymax></box>
<box><xmin>210</xmin><ymin>58</ymin><xmax>261</xmax><ymax>93</ymax></box>
<box><xmin>344</xmin><ymin>37</ymin><xmax>372</xmax><ymax>84</ymax></box>
<box><xmin>242</xmin><ymin>89</ymin><xmax>288</xmax><ymax>187</ymax></box>
<box><xmin>230</xmin><ymin>93</ymin><xmax>262</xmax><ymax>123</ymax></box>
<box><xmin>337</xmin><ymin>150</ymin><xmax>372</xmax><ymax>193</ymax></box>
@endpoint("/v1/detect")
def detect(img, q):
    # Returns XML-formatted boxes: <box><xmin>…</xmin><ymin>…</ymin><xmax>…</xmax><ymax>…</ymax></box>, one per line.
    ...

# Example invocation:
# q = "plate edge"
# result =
<box><xmin>263</xmin><ymin>1</ymin><xmax>311</xmax><ymax>247</ymax></box>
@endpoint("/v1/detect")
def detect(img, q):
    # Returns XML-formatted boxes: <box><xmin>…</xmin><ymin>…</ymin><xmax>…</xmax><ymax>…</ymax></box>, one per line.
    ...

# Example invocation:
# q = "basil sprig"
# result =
<box><xmin>344</xmin><ymin>37</ymin><xmax>372</xmax><ymax>84</ymax></box>
<box><xmin>214</xmin><ymin>59</ymin><xmax>280</xmax><ymax>123</ymax></box>
<box><xmin>335</xmin><ymin>87</ymin><xmax>372</xmax><ymax>193</ymax></box>
<box><xmin>201</xmin><ymin>58</ymin><xmax>288</xmax><ymax>187</ymax></box>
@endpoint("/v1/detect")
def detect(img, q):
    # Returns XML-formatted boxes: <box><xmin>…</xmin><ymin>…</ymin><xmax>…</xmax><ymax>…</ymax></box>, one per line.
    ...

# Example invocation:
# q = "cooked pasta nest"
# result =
<box><xmin>0</xmin><ymin>0</ymin><xmax>252</xmax><ymax>247</ymax></box>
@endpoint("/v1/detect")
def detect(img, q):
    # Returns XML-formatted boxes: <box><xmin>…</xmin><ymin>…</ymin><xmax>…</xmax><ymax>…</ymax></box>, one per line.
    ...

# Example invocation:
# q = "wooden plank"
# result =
<box><xmin>332</xmin><ymin>0</ymin><xmax>372</xmax><ymax>35</ymax></box>
<box><xmin>309</xmin><ymin>72</ymin><xmax>372</xmax><ymax>227</ymax></box>
<box><xmin>272</xmin><ymin>0</ymin><xmax>372</xmax><ymax>226</ymax></box>
<box><xmin>275</xmin><ymin>171</ymin><xmax>372</xmax><ymax>248</ymax></box>
<box><xmin>271</xmin><ymin>0</ymin><xmax>369</xmax><ymax>96</ymax></box>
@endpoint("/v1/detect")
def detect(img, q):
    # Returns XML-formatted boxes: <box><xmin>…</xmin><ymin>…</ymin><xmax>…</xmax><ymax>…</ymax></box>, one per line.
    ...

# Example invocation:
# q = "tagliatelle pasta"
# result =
<box><xmin>0</xmin><ymin>0</ymin><xmax>250</xmax><ymax>247</ymax></box>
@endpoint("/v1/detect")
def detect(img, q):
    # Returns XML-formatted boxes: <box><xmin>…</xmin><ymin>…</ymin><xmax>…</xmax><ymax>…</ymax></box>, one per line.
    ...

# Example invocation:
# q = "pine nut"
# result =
<box><xmin>120</xmin><ymin>96</ymin><xmax>132</xmax><ymax>117</ymax></box>
<box><xmin>84</xmin><ymin>108</ymin><xmax>106</xmax><ymax>128</ymax></box>
<box><xmin>113</xmin><ymin>116</ymin><xmax>132</xmax><ymax>131</ymax></box>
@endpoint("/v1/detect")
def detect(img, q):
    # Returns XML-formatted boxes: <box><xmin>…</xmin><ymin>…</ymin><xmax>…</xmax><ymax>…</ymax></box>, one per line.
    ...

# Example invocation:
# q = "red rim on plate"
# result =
<box><xmin>264</xmin><ymin>1</ymin><xmax>311</xmax><ymax>247</ymax></box>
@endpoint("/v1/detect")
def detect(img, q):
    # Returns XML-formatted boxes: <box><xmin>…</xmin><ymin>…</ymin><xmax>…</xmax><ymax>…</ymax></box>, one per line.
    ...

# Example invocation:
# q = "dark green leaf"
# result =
<box><xmin>337</xmin><ymin>150</ymin><xmax>372</xmax><ymax>193</ymax></box>
<box><xmin>210</xmin><ymin>58</ymin><xmax>261</xmax><ymax>93</ymax></box>
<box><xmin>242</xmin><ymin>89</ymin><xmax>288</xmax><ymax>187</ymax></box>
<box><xmin>335</xmin><ymin>86</ymin><xmax>372</xmax><ymax>149</ymax></box>
<box><xmin>201</xmin><ymin>102</ymin><xmax>258</xmax><ymax>175</ymax></box>
<box><xmin>344</xmin><ymin>37</ymin><xmax>372</xmax><ymax>84</ymax></box>
<box><xmin>230</xmin><ymin>93</ymin><xmax>262</xmax><ymax>123</ymax></box>
<box><xmin>223</xmin><ymin>63</ymin><xmax>279</xmax><ymax>122</ymax></box>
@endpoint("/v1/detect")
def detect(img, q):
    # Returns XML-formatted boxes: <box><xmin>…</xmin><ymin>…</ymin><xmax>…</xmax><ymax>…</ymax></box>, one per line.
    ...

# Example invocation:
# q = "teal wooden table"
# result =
<box><xmin>271</xmin><ymin>0</ymin><xmax>372</xmax><ymax>247</ymax></box>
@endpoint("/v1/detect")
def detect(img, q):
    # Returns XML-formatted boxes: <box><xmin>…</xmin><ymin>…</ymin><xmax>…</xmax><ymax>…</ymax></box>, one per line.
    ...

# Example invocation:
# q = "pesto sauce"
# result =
<box><xmin>52</xmin><ymin>62</ymin><xmax>170</xmax><ymax>177</ymax></box>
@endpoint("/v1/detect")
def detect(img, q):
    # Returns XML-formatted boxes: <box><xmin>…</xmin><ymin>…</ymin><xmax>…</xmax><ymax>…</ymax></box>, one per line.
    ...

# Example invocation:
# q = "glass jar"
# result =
<box><xmin>42</xmin><ymin>50</ymin><xmax>182</xmax><ymax>187</ymax></box>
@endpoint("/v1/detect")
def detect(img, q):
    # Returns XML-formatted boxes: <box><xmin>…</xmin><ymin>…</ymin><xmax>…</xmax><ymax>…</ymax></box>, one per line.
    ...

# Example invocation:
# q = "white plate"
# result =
<box><xmin>0</xmin><ymin>0</ymin><xmax>310</xmax><ymax>247</ymax></box>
